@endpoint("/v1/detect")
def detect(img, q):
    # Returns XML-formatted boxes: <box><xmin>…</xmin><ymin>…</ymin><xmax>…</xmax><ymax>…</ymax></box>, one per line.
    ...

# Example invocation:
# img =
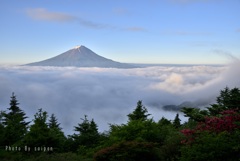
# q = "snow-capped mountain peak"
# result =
<box><xmin>25</xmin><ymin>45</ymin><xmax>135</xmax><ymax>68</ymax></box>
<box><xmin>74</xmin><ymin>45</ymin><xmax>81</xmax><ymax>49</ymax></box>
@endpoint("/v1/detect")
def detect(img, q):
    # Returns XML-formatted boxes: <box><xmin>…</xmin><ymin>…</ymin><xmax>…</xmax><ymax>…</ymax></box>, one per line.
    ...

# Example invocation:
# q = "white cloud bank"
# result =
<box><xmin>0</xmin><ymin>62</ymin><xmax>239</xmax><ymax>134</ymax></box>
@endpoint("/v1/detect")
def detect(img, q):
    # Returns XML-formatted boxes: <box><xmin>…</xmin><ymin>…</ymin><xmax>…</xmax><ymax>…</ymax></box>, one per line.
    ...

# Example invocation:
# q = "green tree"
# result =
<box><xmin>158</xmin><ymin>117</ymin><xmax>172</xmax><ymax>126</ymax></box>
<box><xmin>181</xmin><ymin>107</ymin><xmax>208</xmax><ymax>122</ymax></box>
<box><xmin>0</xmin><ymin>111</ymin><xmax>5</xmax><ymax>146</ymax></box>
<box><xmin>208</xmin><ymin>87</ymin><xmax>240</xmax><ymax>115</ymax></box>
<box><xmin>181</xmin><ymin>87</ymin><xmax>240</xmax><ymax>122</ymax></box>
<box><xmin>127</xmin><ymin>100</ymin><xmax>150</xmax><ymax>121</ymax></box>
<box><xmin>109</xmin><ymin>119</ymin><xmax>166</xmax><ymax>144</ymax></box>
<box><xmin>179</xmin><ymin>87</ymin><xmax>240</xmax><ymax>161</ymax></box>
<box><xmin>48</xmin><ymin>114</ymin><xmax>60</xmax><ymax>129</ymax></box>
<box><xmin>173</xmin><ymin>113</ymin><xmax>181</xmax><ymax>128</ymax></box>
<box><xmin>2</xmin><ymin>93</ymin><xmax>30</xmax><ymax>145</ymax></box>
<box><xmin>180</xmin><ymin>131</ymin><xmax>240</xmax><ymax>161</ymax></box>
<box><xmin>72</xmin><ymin>115</ymin><xmax>100</xmax><ymax>150</ymax></box>
<box><xmin>24</xmin><ymin>108</ymin><xmax>52</xmax><ymax>148</ymax></box>
<box><xmin>48</xmin><ymin>114</ymin><xmax>66</xmax><ymax>152</ymax></box>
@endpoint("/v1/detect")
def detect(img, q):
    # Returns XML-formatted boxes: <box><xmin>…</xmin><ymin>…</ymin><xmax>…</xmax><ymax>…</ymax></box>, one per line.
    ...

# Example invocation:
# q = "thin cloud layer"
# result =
<box><xmin>170</xmin><ymin>0</ymin><xmax>215</xmax><ymax>4</ymax></box>
<box><xmin>25</xmin><ymin>8</ymin><xmax>106</xmax><ymax>29</ymax></box>
<box><xmin>25</xmin><ymin>8</ymin><xmax>146</xmax><ymax>31</ymax></box>
<box><xmin>25</xmin><ymin>8</ymin><xmax>76</xmax><ymax>23</ymax></box>
<box><xmin>113</xmin><ymin>8</ymin><xmax>130</xmax><ymax>16</ymax></box>
<box><xmin>0</xmin><ymin>63</ymin><xmax>239</xmax><ymax>135</ymax></box>
<box><xmin>125</xmin><ymin>27</ymin><xmax>147</xmax><ymax>32</ymax></box>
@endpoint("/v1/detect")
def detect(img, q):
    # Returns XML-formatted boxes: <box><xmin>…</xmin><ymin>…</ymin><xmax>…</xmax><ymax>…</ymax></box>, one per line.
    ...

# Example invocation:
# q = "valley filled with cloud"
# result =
<box><xmin>0</xmin><ymin>61</ymin><xmax>239</xmax><ymax>134</ymax></box>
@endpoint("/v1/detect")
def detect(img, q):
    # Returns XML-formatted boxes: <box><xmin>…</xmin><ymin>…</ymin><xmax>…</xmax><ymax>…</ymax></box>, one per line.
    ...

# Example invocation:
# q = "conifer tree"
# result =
<box><xmin>173</xmin><ymin>113</ymin><xmax>181</xmax><ymax>128</ymax></box>
<box><xmin>0</xmin><ymin>111</ymin><xmax>5</xmax><ymax>146</ymax></box>
<box><xmin>72</xmin><ymin>115</ymin><xmax>99</xmax><ymax>148</ymax></box>
<box><xmin>127</xmin><ymin>100</ymin><xmax>150</xmax><ymax>121</ymax></box>
<box><xmin>24</xmin><ymin>108</ymin><xmax>51</xmax><ymax>148</ymax></box>
<box><xmin>158</xmin><ymin>117</ymin><xmax>172</xmax><ymax>126</ymax></box>
<box><xmin>2</xmin><ymin>93</ymin><xmax>30</xmax><ymax>145</ymax></box>
<box><xmin>208</xmin><ymin>87</ymin><xmax>240</xmax><ymax>115</ymax></box>
<box><xmin>49</xmin><ymin>114</ymin><xmax>61</xmax><ymax>130</ymax></box>
<box><xmin>48</xmin><ymin>113</ymin><xmax>66</xmax><ymax>152</ymax></box>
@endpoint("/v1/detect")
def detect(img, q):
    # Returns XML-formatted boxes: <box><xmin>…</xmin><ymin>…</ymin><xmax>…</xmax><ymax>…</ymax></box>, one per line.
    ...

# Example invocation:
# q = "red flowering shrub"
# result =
<box><xmin>181</xmin><ymin>109</ymin><xmax>240</xmax><ymax>144</ymax></box>
<box><xmin>197</xmin><ymin>109</ymin><xmax>240</xmax><ymax>133</ymax></box>
<box><xmin>180</xmin><ymin>129</ymin><xmax>196</xmax><ymax>144</ymax></box>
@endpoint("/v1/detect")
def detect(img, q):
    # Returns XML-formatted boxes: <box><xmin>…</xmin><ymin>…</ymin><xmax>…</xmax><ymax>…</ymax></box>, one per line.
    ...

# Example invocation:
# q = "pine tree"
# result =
<box><xmin>48</xmin><ymin>113</ymin><xmax>66</xmax><ymax>152</ymax></box>
<box><xmin>48</xmin><ymin>114</ymin><xmax>61</xmax><ymax>130</ymax></box>
<box><xmin>0</xmin><ymin>111</ymin><xmax>5</xmax><ymax>145</ymax></box>
<box><xmin>173</xmin><ymin>113</ymin><xmax>181</xmax><ymax>128</ymax></box>
<box><xmin>127</xmin><ymin>100</ymin><xmax>150</xmax><ymax>121</ymax></box>
<box><xmin>208</xmin><ymin>87</ymin><xmax>240</xmax><ymax>115</ymax></box>
<box><xmin>2</xmin><ymin>93</ymin><xmax>30</xmax><ymax>145</ymax></box>
<box><xmin>158</xmin><ymin>117</ymin><xmax>172</xmax><ymax>126</ymax></box>
<box><xmin>24</xmin><ymin>108</ymin><xmax>51</xmax><ymax>148</ymax></box>
<box><xmin>72</xmin><ymin>115</ymin><xmax>99</xmax><ymax>148</ymax></box>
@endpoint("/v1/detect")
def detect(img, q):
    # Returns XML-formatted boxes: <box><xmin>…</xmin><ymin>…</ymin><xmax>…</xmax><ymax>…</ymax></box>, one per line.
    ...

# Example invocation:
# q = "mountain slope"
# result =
<box><xmin>26</xmin><ymin>45</ymin><xmax>135</xmax><ymax>68</ymax></box>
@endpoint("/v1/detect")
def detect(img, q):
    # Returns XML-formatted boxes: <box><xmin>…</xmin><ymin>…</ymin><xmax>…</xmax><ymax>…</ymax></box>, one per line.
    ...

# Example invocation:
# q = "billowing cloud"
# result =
<box><xmin>0</xmin><ymin>62</ymin><xmax>239</xmax><ymax>135</ymax></box>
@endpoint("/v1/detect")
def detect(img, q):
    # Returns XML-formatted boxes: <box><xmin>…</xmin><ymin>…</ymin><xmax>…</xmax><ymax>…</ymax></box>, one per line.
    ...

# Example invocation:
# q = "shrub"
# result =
<box><xmin>94</xmin><ymin>141</ymin><xmax>160</xmax><ymax>161</ymax></box>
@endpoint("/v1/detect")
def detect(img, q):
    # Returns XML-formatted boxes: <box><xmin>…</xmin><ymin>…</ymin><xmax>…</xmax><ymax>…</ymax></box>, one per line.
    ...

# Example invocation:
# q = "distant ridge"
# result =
<box><xmin>25</xmin><ymin>45</ymin><xmax>135</xmax><ymax>68</ymax></box>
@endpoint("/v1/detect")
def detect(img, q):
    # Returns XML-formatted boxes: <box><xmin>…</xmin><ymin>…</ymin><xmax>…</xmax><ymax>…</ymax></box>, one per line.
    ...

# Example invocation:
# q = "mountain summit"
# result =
<box><xmin>26</xmin><ymin>45</ymin><xmax>134</xmax><ymax>68</ymax></box>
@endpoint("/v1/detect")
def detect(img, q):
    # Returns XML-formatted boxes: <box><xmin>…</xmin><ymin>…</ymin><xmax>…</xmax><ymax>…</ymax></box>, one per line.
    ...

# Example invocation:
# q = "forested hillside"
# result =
<box><xmin>0</xmin><ymin>87</ymin><xmax>240</xmax><ymax>161</ymax></box>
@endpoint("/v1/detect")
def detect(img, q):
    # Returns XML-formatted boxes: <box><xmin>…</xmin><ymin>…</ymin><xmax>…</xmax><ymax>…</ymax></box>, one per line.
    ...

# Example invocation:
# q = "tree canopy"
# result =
<box><xmin>0</xmin><ymin>87</ymin><xmax>239</xmax><ymax>161</ymax></box>
<box><xmin>1</xmin><ymin>93</ymin><xmax>29</xmax><ymax>145</ymax></box>
<box><xmin>127</xmin><ymin>100</ymin><xmax>150</xmax><ymax>121</ymax></box>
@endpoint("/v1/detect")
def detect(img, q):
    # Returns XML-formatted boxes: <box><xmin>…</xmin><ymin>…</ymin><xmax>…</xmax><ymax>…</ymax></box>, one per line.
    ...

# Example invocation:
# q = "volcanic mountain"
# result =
<box><xmin>26</xmin><ymin>45</ymin><xmax>134</xmax><ymax>68</ymax></box>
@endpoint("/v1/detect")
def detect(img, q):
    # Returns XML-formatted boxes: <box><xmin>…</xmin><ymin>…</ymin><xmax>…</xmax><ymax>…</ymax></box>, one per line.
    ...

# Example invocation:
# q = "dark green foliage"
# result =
<box><xmin>159</xmin><ymin>130</ymin><xmax>183</xmax><ymax>161</ymax></box>
<box><xmin>180</xmin><ymin>131</ymin><xmax>240</xmax><ymax>161</ymax></box>
<box><xmin>1</xmin><ymin>87</ymin><xmax>240</xmax><ymax>161</ymax></box>
<box><xmin>173</xmin><ymin>113</ymin><xmax>181</xmax><ymax>128</ymax></box>
<box><xmin>108</xmin><ymin>119</ymin><xmax>164</xmax><ymax>143</ymax></box>
<box><xmin>94</xmin><ymin>141</ymin><xmax>160</xmax><ymax>161</ymax></box>
<box><xmin>0</xmin><ymin>151</ymin><xmax>84</xmax><ymax>161</ymax></box>
<box><xmin>180</xmin><ymin>87</ymin><xmax>240</xmax><ymax>161</ymax></box>
<box><xmin>158</xmin><ymin>117</ymin><xmax>172</xmax><ymax>126</ymax></box>
<box><xmin>48</xmin><ymin>114</ymin><xmax>67</xmax><ymax>152</ymax></box>
<box><xmin>207</xmin><ymin>87</ymin><xmax>240</xmax><ymax>115</ymax></box>
<box><xmin>24</xmin><ymin>152</ymin><xmax>83</xmax><ymax>161</ymax></box>
<box><xmin>24</xmin><ymin>109</ymin><xmax>54</xmax><ymax>150</ymax></box>
<box><xmin>1</xmin><ymin>93</ymin><xmax>30</xmax><ymax>146</ymax></box>
<box><xmin>127</xmin><ymin>100</ymin><xmax>150</xmax><ymax>121</ymax></box>
<box><xmin>0</xmin><ymin>150</ymin><xmax>25</xmax><ymax>161</ymax></box>
<box><xmin>71</xmin><ymin>115</ymin><xmax>100</xmax><ymax>153</ymax></box>
<box><xmin>104</xmin><ymin>117</ymin><xmax>182</xmax><ymax>160</ymax></box>
<box><xmin>216</xmin><ymin>87</ymin><xmax>240</xmax><ymax>109</ymax></box>
<box><xmin>181</xmin><ymin>107</ymin><xmax>209</xmax><ymax>122</ymax></box>
<box><xmin>182</xmin><ymin>87</ymin><xmax>240</xmax><ymax>121</ymax></box>
<box><xmin>49</xmin><ymin>114</ymin><xmax>61</xmax><ymax>129</ymax></box>
<box><xmin>0</xmin><ymin>112</ymin><xmax>5</xmax><ymax>146</ymax></box>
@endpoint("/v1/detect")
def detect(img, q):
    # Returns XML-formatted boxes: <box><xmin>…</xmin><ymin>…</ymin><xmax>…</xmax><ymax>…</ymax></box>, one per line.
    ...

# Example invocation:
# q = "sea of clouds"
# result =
<box><xmin>0</xmin><ymin>60</ymin><xmax>239</xmax><ymax>135</ymax></box>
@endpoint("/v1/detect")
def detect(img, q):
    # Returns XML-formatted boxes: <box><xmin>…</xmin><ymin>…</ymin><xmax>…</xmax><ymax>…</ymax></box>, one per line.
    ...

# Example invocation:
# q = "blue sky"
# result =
<box><xmin>0</xmin><ymin>0</ymin><xmax>239</xmax><ymax>64</ymax></box>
